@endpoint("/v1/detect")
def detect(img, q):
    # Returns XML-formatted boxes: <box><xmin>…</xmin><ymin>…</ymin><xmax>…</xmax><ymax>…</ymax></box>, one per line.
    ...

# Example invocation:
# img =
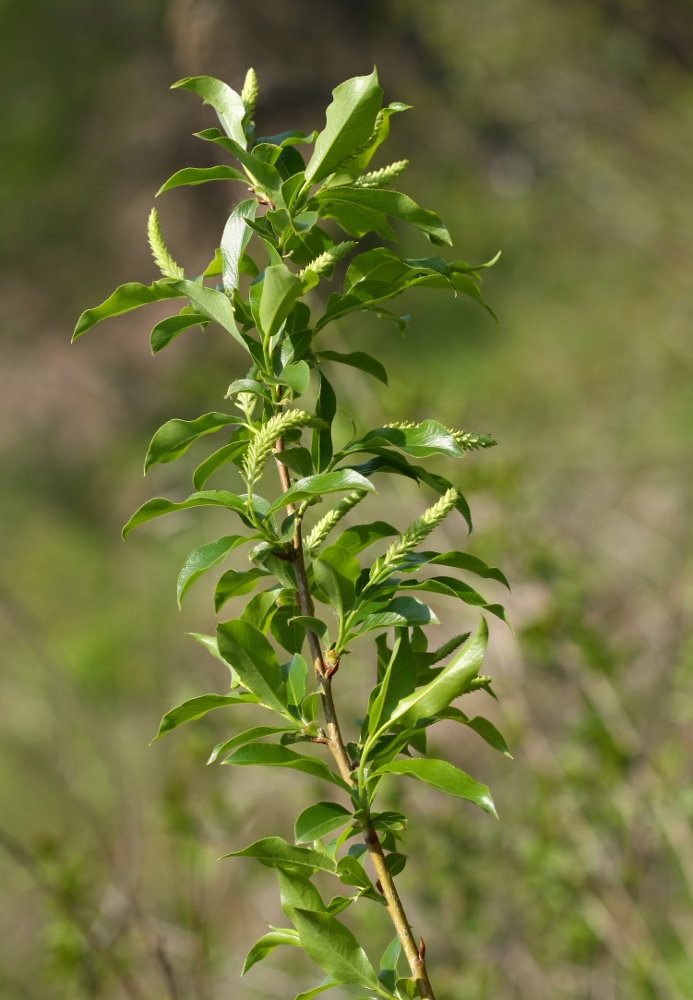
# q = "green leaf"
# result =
<box><xmin>354</xmin><ymin>420</ymin><xmax>467</xmax><ymax>459</ymax></box>
<box><xmin>315</xmin><ymin>187</ymin><xmax>451</xmax><ymax>245</ymax></box>
<box><xmin>335</xmin><ymin>856</ymin><xmax>381</xmax><ymax>900</ymax></box>
<box><xmin>294</xmin><ymin>978</ymin><xmax>343</xmax><ymax>1000</ymax></box>
<box><xmin>401</xmin><ymin>550</ymin><xmax>510</xmax><ymax>590</ymax></box>
<box><xmin>151</xmin><ymin>691</ymin><xmax>258</xmax><ymax>742</ymax></box>
<box><xmin>278</xmin><ymin>868</ymin><xmax>326</xmax><ymax>915</ymax></box>
<box><xmin>312</xmin><ymin>371</ymin><xmax>337</xmax><ymax>472</ymax></box>
<box><xmin>242</xmin><ymin>928</ymin><xmax>300</xmax><ymax>976</ymax></box>
<box><xmin>208</xmin><ymin>725</ymin><xmax>297</xmax><ymax>764</ymax></box>
<box><xmin>276</xmin><ymin>446</ymin><xmax>314</xmax><ymax>478</ymax></box>
<box><xmin>305</xmin><ymin>69</ymin><xmax>383</xmax><ymax>185</ymax></box>
<box><xmin>267</xmin><ymin>360</ymin><xmax>311</xmax><ymax>397</ymax></box>
<box><xmin>295</xmin><ymin>802</ymin><xmax>352</xmax><ymax>844</ymax></box>
<box><xmin>289</xmin><ymin>616</ymin><xmax>329</xmax><ymax>643</ymax></box>
<box><xmin>222</xmin><ymin>743</ymin><xmax>348</xmax><ymax>789</ymax></box>
<box><xmin>259</xmin><ymin>264</ymin><xmax>304</xmax><ymax>338</ymax></box>
<box><xmin>122</xmin><ymin>490</ymin><xmax>247</xmax><ymax>539</ymax></box>
<box><xmin>221</xmin><ymin>199</ymin><xmax>258</xmax><ymax>295</ymax></box>
<box><xmin>388</xmin><ymin>619</ymin><xmax>488</xmax><ymax>729</ymax></box>
<box><xmin>318</xmin><ymin>202</ymin><xmax>396</xmax><ymax>242</ymax></box>
<box><xmin>379</xmin><ymin>937</ymin><xmax>402</xmax><ymax>994</ymax></box>
<box><xmin>226</xmin><ymin>378</ymin><xmax>273</xmax><ymax>403</ymax></box>
<box><xmin>374</xmin><ymin>758</ymin><xmax>497</xmax><ymax>817</ymax></box>
<box><xmin>285</xmin><ymin>653</ymin><xmax>308</xmax><ymax>709</ymax></box>
<box><xmin>73</xmin><ymin>280</ymin><xmax>183</xmax><ymax>339</ymax></box>
<box><xmin>286</xmin><ymin>908</ymin><xmax>380</xmax><ymax>990</ymax></box>
<box><xmin>195</xmin><ymin>128</ymin><xmax>284</xmax><ymax>201</ymax></box>
<box><xmin>223</xmin><ymin>836</ymin><xmax>336</xmax><ymax>873</ymax></box>
<box><xmin>144</xmin><ymin>412</ymin><xmax>237</xmax><ymax>472</ymax></box>
<box><xmin>172</xmin><ymin>75</ymin><xmax>247</xmax><ymax>147</ymax></box>
<box><xmin>396</xmin><ymin>577</ymin><xmax>510</xmax><ymax>625</ymax></box>
<box><xmin>369</xmin><ymin>629</ymin><xmax>417</xmax><ymax>737</ymax></box>
<box><xmin>214</xmin><ymin>568</ymin><xmax>268</xmax><ymax>612</ymax></box>
<box><xmin>216</xmin><ymin>619</ymin><xmax>291</xmax><ymax>717</ymax></box>
<box><xmin>156</xmin><ymin>165</ymin><xmax>246</xmax><ymax>195</ymax></box>
<box><xmin>150</xmin><ymin>312</ymin><xmax>208</xmax><ymax>354</ymax></box>
<box><xmin>357</xmin><ymin>597</ymin><xmax>439</xmax><ymax>634</ymax></box>
<box><xmin>313</xmin><ymin>544</ymin><xmax>361</xmax><ymax>618</ymax></box>
<box><xmin>177</xmin><ymin>534</ymin><xmax>248</xmax><ymax>606</ymax></box>
<box><xmin>270</xmin><ymin>470</ymin><xmax>375</xmax><ymax>514</ymax></box>
<box><xmin>316</xmin><ymin>350</ymin><xmax>388</xmax><ymax>385</ymax></box>
<box><xmin>439</xmin><ymin>710</ymin><xmax>512</xmax><ymax>757</ymax></box>
<box><xmin>335</xmin><ymin>521</ymin><xmax>399</xmax><ymax>556</ymax></box>
<box><xmin>192</xmin><ymin>439</ymin><xmax>248</xmax><ymax>490</ymax></box>
<box><xmin>241</xmin><ymin>589</ymin><xmax>280</xmax><ymax>632</ymax></box>
<box><xmin>164</xmin><ymin>279</ymin><xmax>248</xmax><ymax>350</ymax></box>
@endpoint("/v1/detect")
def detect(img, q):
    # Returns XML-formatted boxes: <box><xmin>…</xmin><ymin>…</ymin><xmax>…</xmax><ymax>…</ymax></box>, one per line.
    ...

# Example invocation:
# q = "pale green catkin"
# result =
<box><xmin>299</xmin><ymin>241</ymin><xmax>356</xmax><ymax>279</ymax></box>
<box><xmin>351</xmin><ymin>160</ymin><xmax>409</xmax><ymax>188</ymax></box>
<box><xmin>374</xmin><ymin>488</ymin><xmax>459</xmax><ymax>580</ymax></box>
<box><xmin>241</xmin><ymin>67</ymin><xmax>258</xmax><ymax>126</ymax></box>
<box><xmin>243</xmin><ymin>409</ymin><xmax>315</xmax><ymax>485</ymax></box>
<box><xmin>147</xmin><ymin>208</ymin><xmax>184</xmax><ymax>280</ymax></box>
<box><xmin>305</xmin><ymin>490</ymin><xmax>368</xmax><ymax>554</ymax></box>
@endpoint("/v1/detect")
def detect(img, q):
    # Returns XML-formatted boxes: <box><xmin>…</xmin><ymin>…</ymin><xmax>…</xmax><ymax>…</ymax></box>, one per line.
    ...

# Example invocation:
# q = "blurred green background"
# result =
<box><xmin>1</xmin><ymin>1</ymin><xmax>692</xmax><ymax>998</ymax></box>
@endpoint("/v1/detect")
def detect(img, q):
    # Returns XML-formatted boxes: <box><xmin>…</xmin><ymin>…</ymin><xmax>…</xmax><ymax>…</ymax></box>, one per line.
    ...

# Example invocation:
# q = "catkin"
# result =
<box><xmin>147</xmin><ymin>209</ymin><xmax>184</xmax><ymax>280</ymax></box>
<box><xmin>305</xmin><ymin>490</ymin><xmax>368</xmax><ymax>554</ymax></box>
<box><xmin>372</xmin><ymin>488</ymin><xmax>459</xmax><ymax>580</ymax></box>
<box><xmin>243</xmin><ymin>410</ymin><xmax>316</xmax><ymax>485</ymax></box>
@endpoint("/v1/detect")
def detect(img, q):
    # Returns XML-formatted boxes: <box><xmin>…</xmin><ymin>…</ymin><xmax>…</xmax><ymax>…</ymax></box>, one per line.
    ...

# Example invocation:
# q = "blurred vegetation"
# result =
<box><xmin>1</xmin><ymin>0</ymin><xmax>692</xmax><ymax>998</ymax></box>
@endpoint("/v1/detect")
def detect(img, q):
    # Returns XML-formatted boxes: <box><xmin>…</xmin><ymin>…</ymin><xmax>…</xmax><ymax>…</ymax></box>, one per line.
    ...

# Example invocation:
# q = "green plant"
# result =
<box><xmin>73</xmin><ymin>67</ymin><xmax>508</xmax><ymax>1000</ymax></box>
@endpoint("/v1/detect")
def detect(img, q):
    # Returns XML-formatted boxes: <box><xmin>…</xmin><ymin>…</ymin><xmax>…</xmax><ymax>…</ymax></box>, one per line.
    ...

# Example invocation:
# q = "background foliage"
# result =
<box><xmin>1</xmin><ymin>1</ymin><xmax>692</xmax><ymax>998</ymax></box>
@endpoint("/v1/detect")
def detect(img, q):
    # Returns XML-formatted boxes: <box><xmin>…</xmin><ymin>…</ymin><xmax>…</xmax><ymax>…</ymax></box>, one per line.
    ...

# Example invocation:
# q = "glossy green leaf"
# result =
<box><xmin>287</xmin><ymin>908</ymin><xmax>380</xmax><ymax>990</ymax></box>
<box><xmin>357</xmin><ymin>596</ymin><xmax>439</xmax><ymax>634</ymax></box>
<box><xmin>313</xmin><ymin>544</ymin><xmax>361</xmax><ymax>618</ymax></box>
<box><xmin>335</xmin><ymin>856</ymin><xmax>381</xmax><ymax>901</ymax></box>
<box><xmin>285</xmin><ymin>653</ymin><xmax>308</xmax><ymax>709</ymax></box>
<box><xmin>214</xmin><ymin>568</ymin><xmax>268</xmax><ymax>612</ymax></box>
<box><xmin>316</xmin><ymin>350</ymin><xmax>388</xmax><ymax>385</ymax></box>
<box><xmin>289</xmin><ymin>616</ymin><xmax>329</xmax><ymax>643</ymax></box>
<box><xmin>177</xmin><ymin>534</ymin><xmax>248</xmax><ymax>606</ymax></box>
<box><xmin>226</xmin><ymin>378</ymin><xmax>273</xmax><ymax>403</ymax></box>
<box><xmin>192</xmin><ymin>439</ymin><xmax>248</xmax><ymax>490</ymax></box>
<box><xmin>295</xmin><ymin>802</ymin><xmax>352</xmax><ymax>844</ymax></box>
<box><xmin>223</xmin><ymin>743</ymin><xmax>349</xmax><ymax>788</ymax></box>
<box><xmin>259</xmin><ymin>264</ymin><xmax>304</xmax><ymax>338</ymax></box>
<box><xmin>315</xmin><ymin>187</ymin><xmax>451</xmax><ymax>245</ymax></box>
<box><xmin>216</xmin><ymin>619</ymin><xmax>290</xmax><ymax>717</ymax></box>
<box><xmin>294</xmin><ymin>978</ymin><xmax>343</xmax><ymax>1000</ymax></box>
<box><xmin>267</xmin><ymin>360</ymin><xmax>311</xmax><ymax>397</ymax></box>
<box><xmin>172</xmin><ymin>75</ymin><xmax>247</xmax><ymax>147</ymax></box>
<box><xmin>335</xmin><ymin>521</ymin><xmax>399</xmax><ymax>556</ymax></box>
<box><xmin>223</xmin><ymin>836</ymin><xmax>336</xmax><ymax>873</ymax></box>
<box><xmin>388</xmin><ymin>619</ymin><xmax>488</xmax><ymax>728</ymax></box>
<box><xmin>164</xmin><ymin>279</ymin><xmax>248</xmax><ymax>350</ymax></box>
<box><xmin>396</xmin><ymin>577</ymin><xmax>510</xmax><ymax>625</ymax></box>
<box><xmin>151</xmin><ymin>691</ymin><xmax>258</xmax><ymax>742</ymax></box>
<box><xmin>375</xmin><ymin>758</ymin><xmax>497</xmax><ymax>817</ymax></box>
<box><xmin>369</xmin><ymin>629</ymin><xmax>417</xmax><ymax>737</ymax></box>
<box><xmin>73</xmin><ymin>280</ymin><xmax>183</xmax><ymax>339</ymax></box>
<box><xmin>150</xmin><ymin>312</ymin><xmax>208</xmax><ymax>354</ymax></box>
<box><xmin>157</xmin><ymin>165</ymin><xmax>246</xmax><ymax>195</ymax></box>
<box><xmin>277</xmin><ymin>868</ymin><xmax>325</xmax><ymax>915</ymax></box>
<box><xmin>311</xmin><ymin>371</ymin><xmax>337</xmax><ymax>472</ymax></box>
<box><xmin>317</xmin><ymin>201</ymin><xmax>396</xmax><ymax>242</ymax></box>
<box><xmin>439</xmin><ymin>709</ymin><xmax>512</xmax><ymax>757</ymax></box>
<box><xmin>242</xmin><ymin>928</ymin><xmax>300</xmax><ymax>975</ymax></box>
<box><xmin>354</xmin><ymin>420</ymin><xmax>466</xmax><ymax>459</ymax></box>
<box><xmin>195</xmin><ymin>128</ymin><xmax>284</xmax><ymax>201</ymax></box>
<box><xmin>275</xmin><ymin>446</ymin><xmax>314</xmax><ymax>478</ymax></box>
<box><xmin>122</xmin><ymin>490</ymin><xmax>247</xmax><ymax>539</ymax></box>
<box><xmin>241</xmin><ymin>589</ymin><xmax>280</xmax><ymax>632</ymax></box>
<box><xmin>221</xmin><ymin>199</ymin><xmax>257</xmax><ymax>295</ymax></box>
<box><xmin>208</xmin><ymin>725</ymin><xmax>297</xmax><ymax>764</ymax></box>
<box><xmin>305</xmin><ymin>69</ymin><xmax>383</xmax><ymax>184</ymax></box>
<box><xmin>270</xmin><ymin>470</ymin><xmax>375</xmax><ymax>514</ymax></box>
<box><xmin>187</xmin><ymin>631</ymin><xmax>231</xmax><ymax>668</ymax></box>
<box><xmin>401</xmin><ymin>550</ymin><xmax>510</xmax><ymax>589</ymax></box>
<box><xmin>144</xmin><ymin>412</ymin><xmax>237</xmax><ymax>472</ymax></box>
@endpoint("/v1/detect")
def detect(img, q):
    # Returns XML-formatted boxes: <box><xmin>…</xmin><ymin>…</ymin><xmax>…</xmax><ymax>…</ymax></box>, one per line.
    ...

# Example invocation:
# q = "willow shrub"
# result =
<box><xmin>73</xmin><ymin>67</ymin><xmax>509</xmax><ymax>1000</ymax></box>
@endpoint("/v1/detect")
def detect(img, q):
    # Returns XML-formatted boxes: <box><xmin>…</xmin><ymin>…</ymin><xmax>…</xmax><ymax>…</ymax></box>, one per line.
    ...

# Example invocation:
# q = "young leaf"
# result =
<box><xmin>150</xmin><ymin>312</ymin><xmax>208</xmax><ymax>354</ymax></box>
<box><xmin>151</xmin><ymin>691</ymin><xmax>259</xmax><ymax>742</ymax></box>
<box><xmin>305</xmin><ymin>69</ymin><xmax>383</xmax><ymax>185</ymax></box>
<box><xmin>294</xmin><ymin>978</ymin><xmax>343</xmax><ymax>1000</ymax></box>
<box><xmin>157</xmin><ymin>164</ymin><xmax>246</xmax><ymax>195</ymax></box>
<box><xmin>214</xmin><ymin>568</ymin><xmax>268</xmax><ymax>612</ymax></box>
<box><xmin>122</xmin><ymin>491</ymin><xmax>247</xmax><ymax>539</ymax></box>
<box><xmin>177</xmin><ymin>534</ymin><xmax>249</xmax><ymax>606</ymax></box>
<box><xmin>216</xmin><ymin>619</ymin><xmax>291</xmax><ymax>717</ymax></box>
<box><xmin>438</xmin><ymin>710</ymin><xmax>512</xmax><ymax>757</ymax></box>
<box><xmin>387</xmin><ymin>618</ymin><xmax>488</xmax><ymax>729</ymax></box>
<box><xmin>357</xmin><ymin>596</ymin><xmax>439</xmax><ymax>634</ymax></box>
<box><xmin>242</xmin><ymin>928</ymin><xmax>301</xmax><ymax>976</ymax></box>
<box><xmin>295</xmin><ymin>802</ymin><xmax>352</xmax><ymax>844</ymax></box>
<box><xmin>335</xmin><ymin>521</ymin><xmax>399</xmax><ymax>556</ymax></box>
<box><xmin>259</xmin><ymin>264</ymin><xmax>304</xmax><ymax>339</ymax></box>
<box><xmin>315</xmin><ymin>188</ymin><xmax>451</xmax><ymax>246</ymax></box>
<box><xmin>312</xmin><ymin>371</ymin><xmax>337</xmax><ymax>472</ymax></box>
<box><xmin>164</xmin><ymin>279</ymin><xmax>248</xmax><ymax>350</ymax></box>
<box><xmin>374</xmin><ymin>758</ymin><xmax>497</xmax><ymax>817</ymax></box>
<box><xmin>316</xmin><ymin>350</ymin><xmax>388</xmax><ymax>385</ymax></box>
<box><xmin>223</xmin><ymin>836</ymin><xmax>336</xmax><ymax>873</ymax></box>
<box><xmin>172</xmin><ymin>75</ymin><xmax>247</xmax><ymax>147</ymax></box>
<box><xmin>192</xmin><ymin>439</ymin><xmax>248</xmax><ymax>490</ymax></box>
<box><xmin>312</xmin><ymin>544</ymin><xmax>361</xmax><ymax>618</ymax></box>
<box><xmin>278</xmin><ymin>868</ymin><xmax>326</xmax><ymax>914</ymax></box>
<box><xmin>270</xmin><ymin>470</ymin><xmax>375</xmax><ymax>514</ymax></box>
<box><xmin>222</xmin><ymin>743</ymin><xmax>349</xmax><ymax>789</ymax></box>
<box><xmin>73</xmin><ymin>280</ymin><xmax>183</xmax><ymax>339</ymax></box>
<box><xmin>221</xmin><ymin>198</ymin><xmax>258</xmax><ymax>296</ymax></box>
<box><xmin>285</xmin><ymin>653</ymin><xmax>308</xmax><ymax>708</ymax></box>
<box><xmin>144</xmin><ymin>412</ymin><xmax>237</xmax><ymax>471</ymax></box>
<box><xmin>208</xmin><ymin>725</ymin><xmax>298</xmax><ymax>764</ymax></box>
<box><xmin>368</xmin><ymin>629</ymin><xmax>417</xmax><ymax>737</ymax></box>
<box><xmin>267</xmin><ymin>361</ymin><xmax>311</xmax><ymax>398</ymax></box>
<box><xmin>286</xmin><ymin>908</ymin><xmax>380</xmax><ymax>990</ymax></box>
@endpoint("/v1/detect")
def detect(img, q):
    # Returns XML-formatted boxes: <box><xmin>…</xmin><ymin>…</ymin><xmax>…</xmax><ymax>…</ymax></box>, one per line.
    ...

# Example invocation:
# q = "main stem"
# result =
<box><xmin>273</xmin><ymin>440</ymin><xmax>437</xmax><ymax>1000</ymax></box>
